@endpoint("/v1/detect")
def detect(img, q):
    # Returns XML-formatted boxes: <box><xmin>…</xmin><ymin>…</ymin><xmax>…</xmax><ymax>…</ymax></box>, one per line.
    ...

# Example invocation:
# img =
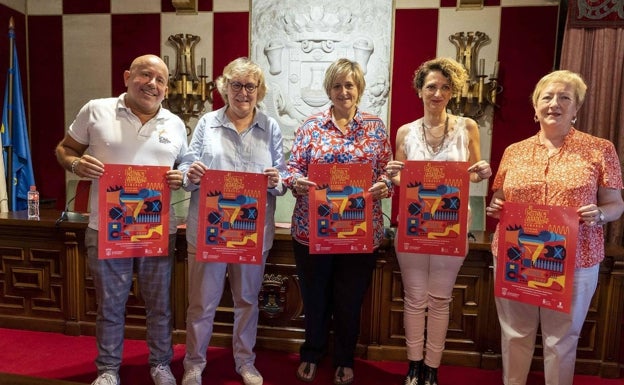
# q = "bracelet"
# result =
<box><xmin>70</xmin><ymin>158</ymin><xmax>80</xmax><ymax>174</ymax></box>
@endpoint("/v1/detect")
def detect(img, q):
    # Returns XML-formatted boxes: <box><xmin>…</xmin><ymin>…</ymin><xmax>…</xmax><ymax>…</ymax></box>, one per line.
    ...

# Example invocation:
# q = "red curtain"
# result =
<box><xmin>560</xmin><ymin>4</ymin><xmax>624</xmax><ymax>245</ymax></box>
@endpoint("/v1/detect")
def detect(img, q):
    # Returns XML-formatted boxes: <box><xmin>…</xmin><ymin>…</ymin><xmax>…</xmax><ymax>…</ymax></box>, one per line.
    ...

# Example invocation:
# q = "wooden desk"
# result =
<box><xmin>0</xmin><ymin>209</ymin><xmax>88</xmax><ymax>335</ymax></box>
<box><xmin>0</xmin><ymin>211</ymin><xmax>621</xmax><ymax>377</ymax></box>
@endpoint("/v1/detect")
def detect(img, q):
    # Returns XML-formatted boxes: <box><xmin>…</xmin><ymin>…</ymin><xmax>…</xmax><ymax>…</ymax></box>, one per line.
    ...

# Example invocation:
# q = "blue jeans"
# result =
<box><xmin>85</xmin><ymin>228</ymin><xmax>175</xmax><ymax>374</ymax></box>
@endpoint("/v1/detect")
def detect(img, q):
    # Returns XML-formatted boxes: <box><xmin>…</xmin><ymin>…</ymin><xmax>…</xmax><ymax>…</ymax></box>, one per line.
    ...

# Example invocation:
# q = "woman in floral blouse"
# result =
<box><xmin>486</xmin><ymin>70</ymin><xmax>624</xmax><ymax>385</ymax></box>
<box><xmin>287</xmin><ymin>58</ymin><xmax>393</xmax><ymax>385</ymax></box>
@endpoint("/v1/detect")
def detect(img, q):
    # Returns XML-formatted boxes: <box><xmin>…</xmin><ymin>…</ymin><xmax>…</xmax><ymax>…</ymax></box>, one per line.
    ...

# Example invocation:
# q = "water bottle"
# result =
<box><xmin>27</xmin><ymin>185</ymin><xmax>40</xmax><ymax>220</ymax></box>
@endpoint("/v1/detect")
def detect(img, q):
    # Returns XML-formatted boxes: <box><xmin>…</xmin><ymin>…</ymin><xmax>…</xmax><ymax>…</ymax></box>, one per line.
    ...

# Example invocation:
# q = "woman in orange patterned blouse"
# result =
<box><xmin>486</xmin><ymin>70</ymin><xmax>624</xmax><ymax>385</ymax></box>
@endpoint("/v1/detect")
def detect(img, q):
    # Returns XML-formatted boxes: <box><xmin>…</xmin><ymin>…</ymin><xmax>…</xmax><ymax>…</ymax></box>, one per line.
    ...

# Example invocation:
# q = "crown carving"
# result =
<box><xmin>282</xmin><ymin>5</ymin><xmax>354</xmax><ymax>42</ymax></box>
<box><xmin>263</xmin><ymin>273</ymin><xmax>288</xmax><ymax>286</ymax></box>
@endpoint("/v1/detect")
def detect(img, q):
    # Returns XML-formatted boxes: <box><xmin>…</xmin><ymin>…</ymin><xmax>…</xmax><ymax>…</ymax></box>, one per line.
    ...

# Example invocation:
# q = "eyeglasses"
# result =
<box><xmin>229</xmin><ymin>81</ymin><xmax>258</xmax><ymax>93</ymax></box>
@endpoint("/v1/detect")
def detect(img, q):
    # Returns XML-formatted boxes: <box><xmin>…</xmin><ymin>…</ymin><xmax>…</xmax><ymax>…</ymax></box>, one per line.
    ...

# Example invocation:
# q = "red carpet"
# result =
<box><xmin>0</xmin><ymin>328</ymin><xmax>621</xmax><ymax>385</ymax></box>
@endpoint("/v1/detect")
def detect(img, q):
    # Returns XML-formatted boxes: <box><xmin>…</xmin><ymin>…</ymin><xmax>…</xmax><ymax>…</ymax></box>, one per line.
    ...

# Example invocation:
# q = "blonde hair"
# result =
<box><xmin>215</xmin><ymin>57</ymin><xmax>267</xmax><ymax>104</ymax></box>
<box><xmin>412</xmin><ymin>57</ymin><xmax>468</xmax><ymax>94</ymax></box>
<box><xmin>323</xmin><ymin>58</ymin><xmax>366</xmax><ymax>105</ymax></box>
<box><xmin>531</xmin><ymin>70</ymin><xmax>587</xmax><ymax>107</ymax></box>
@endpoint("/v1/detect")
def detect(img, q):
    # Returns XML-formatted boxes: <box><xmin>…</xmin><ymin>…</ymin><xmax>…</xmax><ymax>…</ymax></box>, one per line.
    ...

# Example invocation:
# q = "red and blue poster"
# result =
<box><xmin>495</xmin><ymin>202</ymin><xmax>578</xmax><ymax>313</ymax></box>
<box><xmin>196</xmin><ymin>170</ymin><xmax>266</xmax><ymax>264</ymax></box>
<box><xmin>396</xmin><ymin>161</ymin><xmax>470</xmax><ymax>256</ymax></box>
<box><xmin>308</xmin><ymin>163</ymin><xmax>373</xmax><ymax>254</ymax></box>
<box><xmin>98</xmin><ymin>164</ymin><xmax>170</xmax><ymax>259</ymax></box>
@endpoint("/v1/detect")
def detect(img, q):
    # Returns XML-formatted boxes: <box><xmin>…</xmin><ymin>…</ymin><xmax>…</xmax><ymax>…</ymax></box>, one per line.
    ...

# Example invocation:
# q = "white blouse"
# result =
<box><xmin>403</xmin><ymin>116</ymin><xmax>471</xmax><ymax>162</ymax></box>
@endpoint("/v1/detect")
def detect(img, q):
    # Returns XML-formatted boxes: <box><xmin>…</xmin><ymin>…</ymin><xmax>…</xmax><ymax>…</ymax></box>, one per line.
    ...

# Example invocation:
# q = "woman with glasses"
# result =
<box><xmin>385</xmin><ymin>57</ymin><xmax>492</xmax><ymax>385</ymax></box>
<box><xmin>287</xmin><ymin>58</ymin><xmax>393</xmax><ymax>385</ymax></box>
<box><xmin>178</xmin><ymin>57</ymin><xmax>287</xmax><ymax>385</ymax></box>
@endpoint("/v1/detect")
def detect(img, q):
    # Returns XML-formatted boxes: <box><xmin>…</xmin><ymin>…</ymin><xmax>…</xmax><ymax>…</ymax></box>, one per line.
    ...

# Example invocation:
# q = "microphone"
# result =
<box><xmin>56</xmin><ymin>181</ymin><xmax>91</xmax><ymax>226</ymax></box>
<box><xmin>172</xmin><ymin>196</ymin><xmax>191</xmax><ymax>206</ymax></box>
<box><xmin>55</xmin><ymin>185</ymin><xmax>190</xmax><ymax>226</ymax></box>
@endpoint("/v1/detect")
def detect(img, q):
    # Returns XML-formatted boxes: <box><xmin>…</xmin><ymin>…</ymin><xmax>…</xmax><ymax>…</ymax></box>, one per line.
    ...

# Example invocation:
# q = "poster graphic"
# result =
<box><xmin>396</xmin><ymin>161</ymin><xmax>470</xmax><ymax>256</ymax></box>
<box><xmin>196</xmin><ymin>170</ymin><xmax>266</xmax><ymax>264</ymax></box>
<box><xmin>308</xmin><ymin>163</ymin><xmax>373</xmax><ymax>254</ymax></box>
<box><xmin>98</xmin><ymin>164</ymin><xmax>170</xmax><ymax>259</ymax></box>
<box><xmin>495</xmin><ymin>202</ymin><xmax>578</xmax><ymax>313</ymax></box>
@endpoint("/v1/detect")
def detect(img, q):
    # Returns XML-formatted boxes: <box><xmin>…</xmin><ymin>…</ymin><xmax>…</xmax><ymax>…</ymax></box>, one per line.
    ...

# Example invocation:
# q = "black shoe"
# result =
<box><xmin>423</xmin><ymin>364</ymin><xmax>438</xmax><ymax>385</ymax></box>
<box><xmin>404</xmin><ymin>360</ymin><xmax>423</xmax><ymax>385</ymax></box>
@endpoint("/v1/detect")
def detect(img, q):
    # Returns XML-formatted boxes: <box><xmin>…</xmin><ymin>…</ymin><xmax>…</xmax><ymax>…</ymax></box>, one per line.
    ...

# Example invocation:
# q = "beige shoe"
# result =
<box><xmin>239</xmin><ymin>363</ymin><xmax>263</xmax><ymax>385</ymax></box>
<box><xmin>181</xmin><ymin>367</ymin><xmax>203</xmax><ymax>385</ymax></box>
<box><xmin>91</xmin><ymin>372</ymin><xmax>120</xmax><ymax>385</ymax></box>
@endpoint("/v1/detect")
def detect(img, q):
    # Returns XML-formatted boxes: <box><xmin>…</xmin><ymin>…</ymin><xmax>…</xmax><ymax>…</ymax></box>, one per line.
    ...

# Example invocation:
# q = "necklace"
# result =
<box><xmin>422</xmin><ymin>116</ymin><xmax>449</xmax><ymax>156</ymax></box>
<box><xmin>422</xmin><ymin>121</ymin><xmax>448</xmax><ymax>139</ymax></box>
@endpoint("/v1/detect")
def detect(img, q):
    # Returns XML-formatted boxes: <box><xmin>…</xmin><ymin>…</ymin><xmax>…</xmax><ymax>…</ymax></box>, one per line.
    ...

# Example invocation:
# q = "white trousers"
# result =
<box><xmin>495</xmin><ymin>263</ymin><xmax>599</xmax><ymax>385</ymax></box>
<box><xmin>183</xmin><ymin>242</ymin><xmax>268</xmax><ymax>373</ymax></box>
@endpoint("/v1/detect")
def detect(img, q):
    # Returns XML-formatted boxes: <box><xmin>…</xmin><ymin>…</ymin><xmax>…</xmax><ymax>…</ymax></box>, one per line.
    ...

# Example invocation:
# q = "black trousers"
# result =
<box><xmin>293</xmin><ymin>239</ymin><xmax>377</xmax><ymax>368</ymax></box>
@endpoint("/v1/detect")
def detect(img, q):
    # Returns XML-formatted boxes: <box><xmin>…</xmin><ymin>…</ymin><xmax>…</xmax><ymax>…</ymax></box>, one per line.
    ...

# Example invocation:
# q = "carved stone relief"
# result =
<box><xmin>251</xmin><ymin>0</ymin><xmax>393</xmax><ymax>154</ymax></box>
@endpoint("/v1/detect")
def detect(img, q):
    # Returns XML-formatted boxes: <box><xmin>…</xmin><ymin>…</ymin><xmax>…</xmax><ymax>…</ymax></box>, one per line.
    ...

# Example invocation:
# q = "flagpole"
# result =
<box><xmin>5</xmin><ymin>17</ymin><xmax>14</xmax><ymax>208</ymax></box>
<box><xmin>2</xmin><ymin>17</ymin><xmax>35</xmax><ymax>212</ymax></box>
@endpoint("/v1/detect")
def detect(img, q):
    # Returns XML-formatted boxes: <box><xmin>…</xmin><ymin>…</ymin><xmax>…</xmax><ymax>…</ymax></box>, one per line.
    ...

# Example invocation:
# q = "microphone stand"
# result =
<box><xmin>55</xmin><ymin>181</ymin><xmax>91</xmax><ymax>226</ymax></box>
<box><xmin>54</xmin><ymin>184</ymin><xmax>190</xmax><ymax>227</ymax></box>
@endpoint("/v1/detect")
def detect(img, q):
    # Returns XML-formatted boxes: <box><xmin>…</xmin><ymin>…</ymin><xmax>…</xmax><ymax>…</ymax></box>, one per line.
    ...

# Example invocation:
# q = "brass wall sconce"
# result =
<box><xmin>447</xmin><ymin>31</ymin><xmax>502</xmax><ymax>119</ymax></box>
<box><xmin>456</xmin><ymin>0</ymin><xmax>483</xmax><ymax>10</ymax></box>
<box><xmin>163</xmin><ymin>33</ymin><xmax>215</xmax><ymax>131</ymax></box>
<box><xmin>171</xmin><ymin>0</ymin><xmax>197</xmax><ymax>14</ymax></box>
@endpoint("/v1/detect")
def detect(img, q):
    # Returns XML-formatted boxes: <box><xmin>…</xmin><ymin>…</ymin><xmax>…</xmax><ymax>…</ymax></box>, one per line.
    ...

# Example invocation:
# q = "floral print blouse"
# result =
<box><xmin>286</xmin><ymin>107</ymin><xmax>393</xmax><ymax>248</ymax></box>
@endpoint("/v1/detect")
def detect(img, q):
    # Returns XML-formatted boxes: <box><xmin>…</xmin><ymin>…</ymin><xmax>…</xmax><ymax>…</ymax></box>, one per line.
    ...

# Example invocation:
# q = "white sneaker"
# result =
<box><xmin>150</xmin><ymin>364</ymin><xmax>177</xmax><ymax>385</ymax></box>
<box><xmin>181</xmin><ymin>366</ymin><xmax>203</xmax><ymax>385</ymax></box>
<box><xmin>239</xmin><ymin>363</ymin><xmax>263</xmax><ymax>385</ymax></box>
<box><xmin>91</xmin><ymin>372</ymin><xmax>120</xmax><ymax>385</ymax></box>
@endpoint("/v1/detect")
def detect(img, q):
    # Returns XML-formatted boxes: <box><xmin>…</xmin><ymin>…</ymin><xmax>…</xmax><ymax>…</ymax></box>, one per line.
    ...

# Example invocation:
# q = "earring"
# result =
<box><xmin>571</xmin><ymin>117</ymin><xmax>577</xmax><ymax>124</ymax></box>
<box><xmin>534</xmin><ymin>115</ymin><xmax>539</xmax><ymax>123</ymax></box>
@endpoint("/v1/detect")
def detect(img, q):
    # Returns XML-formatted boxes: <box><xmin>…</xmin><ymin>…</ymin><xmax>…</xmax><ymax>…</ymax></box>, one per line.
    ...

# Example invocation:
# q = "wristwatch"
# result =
<box><xmin>598</xmin><ymin>208</ymin><xmax>606</xmax><ymax>223</ymax></box>
<box><xmin>182</xmin><ymin>174</ymin><xmax>196</xmax><ymax>189</ymax></box>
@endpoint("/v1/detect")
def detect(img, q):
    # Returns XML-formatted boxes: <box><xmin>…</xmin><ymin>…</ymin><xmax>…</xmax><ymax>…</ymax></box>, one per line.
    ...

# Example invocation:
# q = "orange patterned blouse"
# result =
<box><xmin>491</xmin><ymin>128</ymin><xmax>623</xmax><ymax>268</ymax></box>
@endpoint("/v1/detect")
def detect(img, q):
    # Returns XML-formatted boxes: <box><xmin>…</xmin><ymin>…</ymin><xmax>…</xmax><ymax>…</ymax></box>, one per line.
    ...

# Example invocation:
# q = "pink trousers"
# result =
<box><xmin>396</xmin><ymin>239</ymin><xmax>465</xmax><ymax>368</ymax></box>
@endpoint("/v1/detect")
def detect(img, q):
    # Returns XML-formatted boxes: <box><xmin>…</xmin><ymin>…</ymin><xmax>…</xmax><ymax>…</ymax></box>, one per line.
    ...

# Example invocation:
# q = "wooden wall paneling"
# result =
<box><xmin>0</xmin><ymin>211</ymin><xmax>622</xmax><ymax>378</ymax></box>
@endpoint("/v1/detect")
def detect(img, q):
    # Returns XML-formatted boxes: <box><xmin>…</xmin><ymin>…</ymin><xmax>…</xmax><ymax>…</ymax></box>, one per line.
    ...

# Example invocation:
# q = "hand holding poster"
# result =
<box><xmin>308</xmin><ymin>163</ymin><xmax>373</xmax><ymax>254</ymax></box>
<box><xmin>495</xmin><ymin>202</ymin><xmax>578</xmax><ymax>313</ymax></box>
<box><xmin>396</xmin><ymin>160</ymin><xmax>470</xmax><ymax>256</ymax></box>
<box><xmin>98</xmin><ymin>164</ymin><xmax>170</xmax><ymax>259</ymax></box>
<box><xmin>196</xmin><ymin>170</ymin><xmax>266</xmax><ymax>264</ymax></box>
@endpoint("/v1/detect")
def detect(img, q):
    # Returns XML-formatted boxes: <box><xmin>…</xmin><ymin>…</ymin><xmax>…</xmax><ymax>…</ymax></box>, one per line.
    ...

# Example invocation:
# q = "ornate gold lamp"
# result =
<box><xmin>447</xmin><ymin>31</ymin><xmax>502</xmax><ymax>119</ymax></box>
<box><xmin>163</xmin><ymin>33</ymin><xmax>215</xmax><ymax>131</ymax></box>
<box><xmin>171</xmin><ymin>0</ymin><xmax>197</xmax><ymax>14</ymax></box>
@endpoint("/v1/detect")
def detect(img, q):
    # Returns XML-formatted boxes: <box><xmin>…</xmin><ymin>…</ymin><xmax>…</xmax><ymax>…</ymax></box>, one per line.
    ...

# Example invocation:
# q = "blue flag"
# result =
<box><xmin>1</xmin><ymin>30</ymin><xmax>35</xmax><ymax>211</ymax></box>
